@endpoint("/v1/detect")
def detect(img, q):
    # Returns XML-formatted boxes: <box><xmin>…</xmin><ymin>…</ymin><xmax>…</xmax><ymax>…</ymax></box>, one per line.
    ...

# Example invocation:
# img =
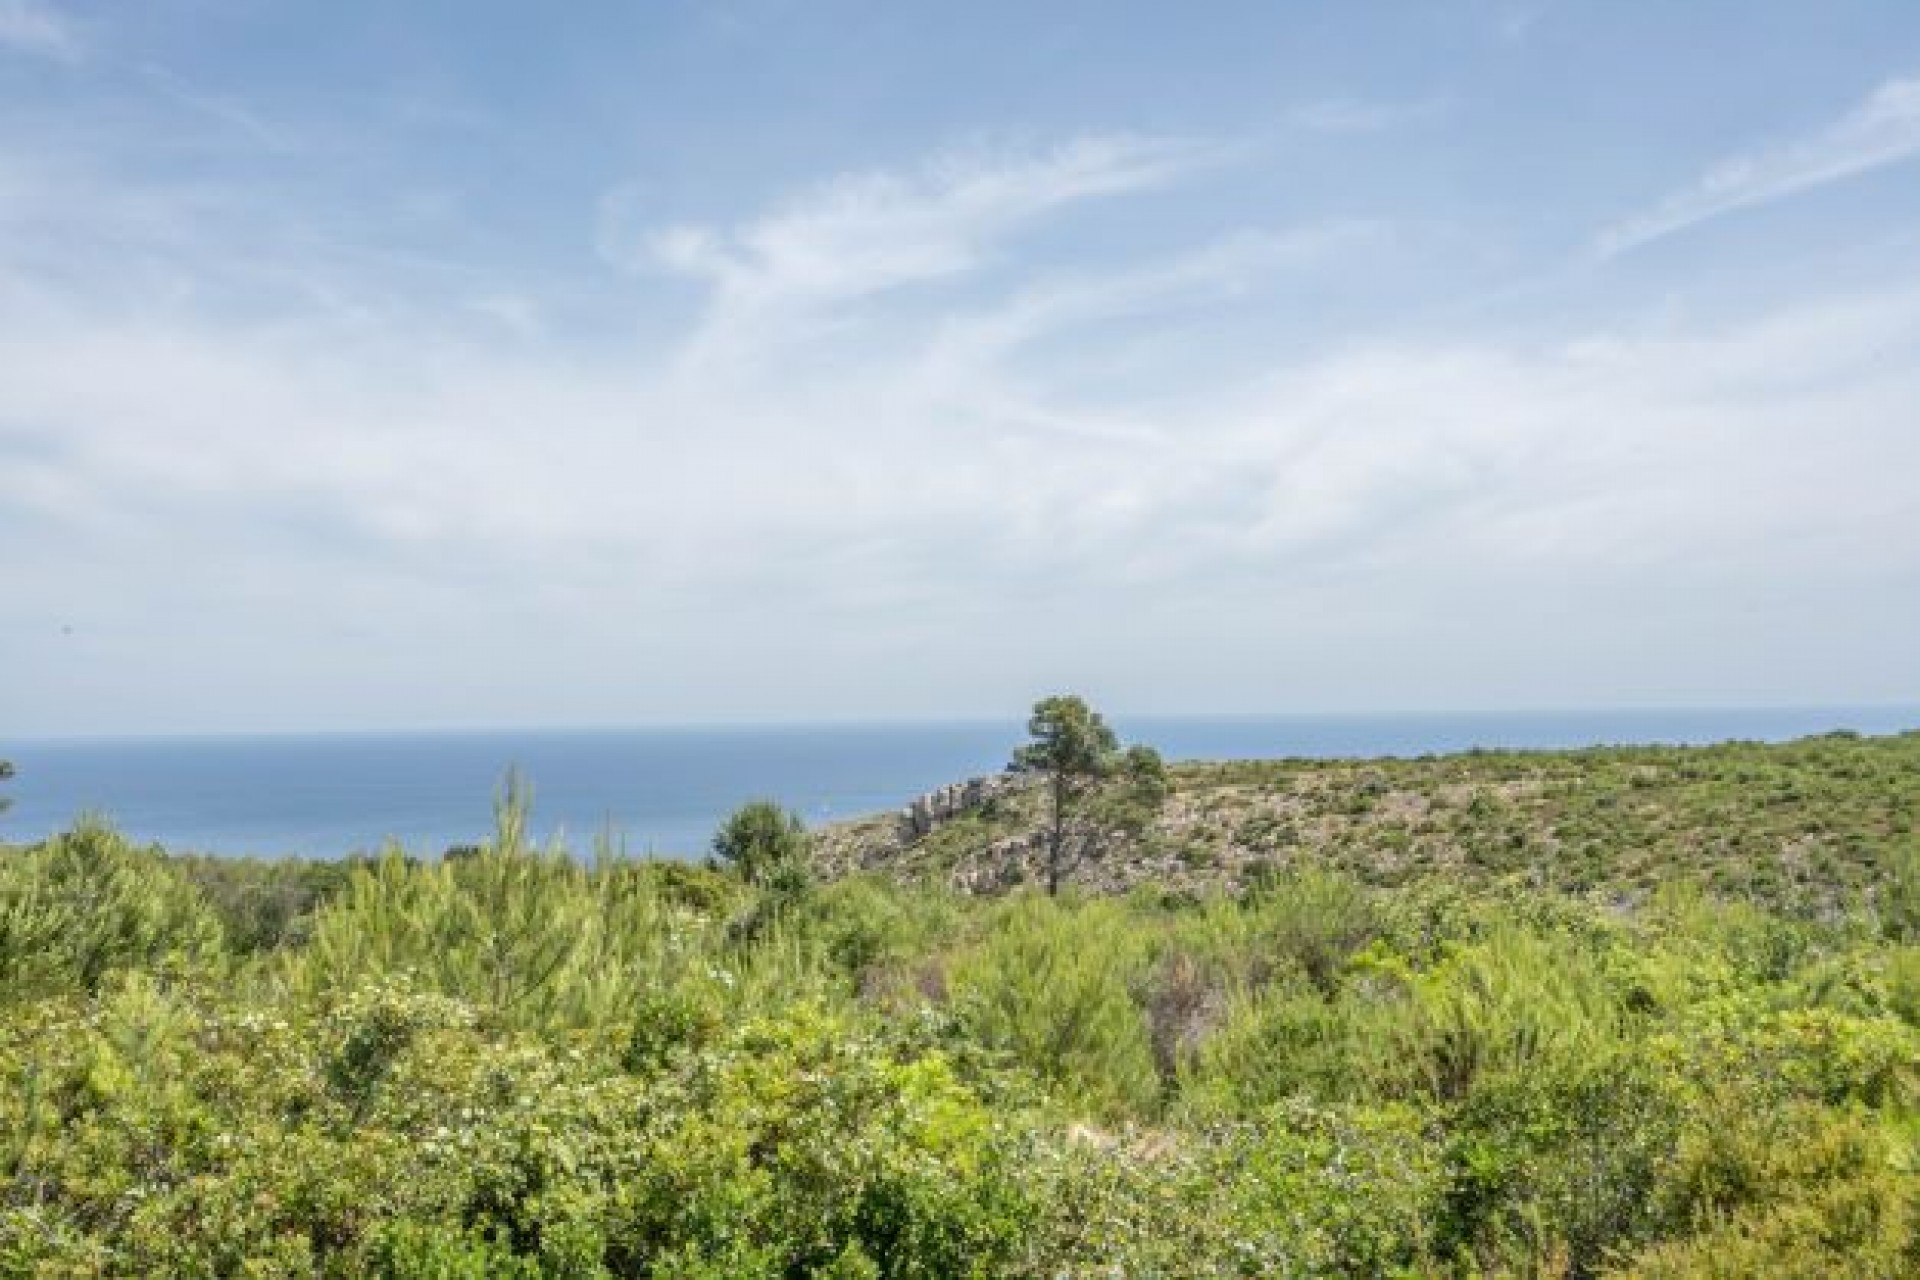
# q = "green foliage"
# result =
<box><xmin>1437</xmin><ymin>1052</ymin><xmax>1687</xmax><ymax>1273</ymax></box>
<box><xmin>1181</xmin><ymin>977</ymin><xmax>1398</xmax><ymax>1113</ymax></box>
<box><xmin>2</xmin><ymin>728</ymin><xmax>1917</xmax><ymax>1274</ymax></box>
<box><xmin>952</xmin><ymin>895</ymin><xmax>1158</xmax><ymax>1116</ymax></box>
<box><xmin>953</xmin><ymin>727</ymin><xmax>1920</xmax><ymax>910</ymax></box>
<box><xmin>1010</xmin><ymin>694</ymin><xmax>1169</xmax><ymax>894</ymax></box>
<box><xmin>1395</xmin><ymin>923</ymin><xmax>1633</xmax><ymax>1103</ymax></box>
<box><xmin>1242</xmin><ymin>867</ymin><xmax>1379</xmax><ymax>992</ymax></box>
<box><xmin>1622</xmin><ymin>1102</ymin><xmax>1919</xmax><ymax>1279</ymax></box>
<box><xmin>1012</xmin><ymin>1099</ymin><xmax>1445</xmax><ymax>1276</ymax></box>
<box><xmin>170</xmin><ymin>853</ymin><xmax>350</xmax><ymax>953</ymax></box>
<box><xmin>294</xmin><ymin>847</ymin><xmax>592</xmax><ymax>1024</ymax></box>
<box><xmin>1010</xmin><ymin>693</ymin><xmax>1120</xmax><ymax>780</ymax></box>
<box><xmin>612</xmin><ymin>1008</ymin><xmax>1038</xmax><ymax>1276</ymax></box>
<box><xmin>1884</xmin><ymin>837</ymin><xmax>1920</xmax><ymax>943</ymax></box>
<box><xmin>0</xmin><ymin>819</ymin><xmax>224</xmax><ymax>1000</ymax></box>
<box><xmin>711</xmin><ymin>799</ymin><xmax>811</xmax><ymax>887</ymax></box>
<box><xmin>290</xmin><ymin>848</ymin><xmax>743</xmax><ymax>1037</ymax></box>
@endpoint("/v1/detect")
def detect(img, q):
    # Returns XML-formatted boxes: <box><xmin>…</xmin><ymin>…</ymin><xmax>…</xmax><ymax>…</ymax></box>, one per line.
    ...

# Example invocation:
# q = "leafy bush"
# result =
<box><xmin>711</xmin><ymin>800</ymin><xmax>810</xmax><ymax>887</ymax></box>
<box><xmin>5</xmin><ymin>729</ymin><xmax>1920</xmax><ymax>1276</ymax></box>
<box><xmin>0</xmin><ymin>820</ymin><xmax>224</xmax><ymax>999</ymax></box>
<box><xmin>950</xmin><ymin>895</ymin><xmax>1157</xmax><ymax>1116</ymax></box>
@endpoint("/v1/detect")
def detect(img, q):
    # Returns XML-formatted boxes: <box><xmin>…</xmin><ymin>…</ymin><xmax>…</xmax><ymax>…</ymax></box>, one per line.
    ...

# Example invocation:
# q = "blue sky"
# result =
<box><xmin>3</xmin><ymin>1</ymin><xmax>1919</xmax><ymax>733</ymax></box>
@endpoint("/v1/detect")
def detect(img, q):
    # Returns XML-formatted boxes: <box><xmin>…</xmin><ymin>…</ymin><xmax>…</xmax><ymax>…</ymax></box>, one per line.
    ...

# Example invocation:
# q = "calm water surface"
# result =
<box><xmin>4</xmin><ymin>708</ymin><xmax>1915</xmax><ymax>858</ymax></box>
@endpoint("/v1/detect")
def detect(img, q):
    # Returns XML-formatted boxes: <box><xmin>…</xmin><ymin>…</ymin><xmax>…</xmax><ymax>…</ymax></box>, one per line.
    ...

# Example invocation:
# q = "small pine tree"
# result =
<box><xmin>1011</xmin><ymin>696</ymin><xmax>1168</xmax><ymax>894</ymax></box>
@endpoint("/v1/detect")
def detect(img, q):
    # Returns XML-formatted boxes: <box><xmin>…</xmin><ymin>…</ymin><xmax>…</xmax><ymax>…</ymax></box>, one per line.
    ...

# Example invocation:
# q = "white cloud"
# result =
<box><xmin>0</xmin><ymin>0</ymin><xmax>78</xmax><ymax>60</ymax></box>
<box><xmin>594</xmin><ymin>135</ymin><xmax>1230</xmax><ymax>384</ymax></box>
<box><xmin>1286</xmin><ymin>98</ymin><xmax>1445</xmax><ymax>134</ymax></box>
<box><xmin>918</xmin><ymin>222</ymin><xmax>1385</xmax><ymax>410</ymax></box>
<box><xmin>605</xmin><ymin>136</ymin><xmax>1216</xmax><ymax>309</ymax></box>
<box><xmin>1598</xmin><ymin>76</ymin><xmax>1920</xmax><ymax>256</ymax></box>
<box><xmin>3</xmin><ymin>121</ymin><xmax>1919</xmax><ymax>729</ymax></box>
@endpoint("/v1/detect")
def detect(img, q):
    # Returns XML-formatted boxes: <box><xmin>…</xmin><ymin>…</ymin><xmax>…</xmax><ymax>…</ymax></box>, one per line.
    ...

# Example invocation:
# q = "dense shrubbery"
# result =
<box><xmin>1</xmin><ymin>734</ymin><xmax>1916</xmax><ymax>1276</ymax></box>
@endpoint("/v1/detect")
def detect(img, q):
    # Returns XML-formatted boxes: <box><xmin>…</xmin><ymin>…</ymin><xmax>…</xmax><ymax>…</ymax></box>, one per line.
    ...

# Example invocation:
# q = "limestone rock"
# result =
<box><xmin>898</xmin><ymin>772</ymin><xmax>1023</xmax><ymax>841</ymax></box>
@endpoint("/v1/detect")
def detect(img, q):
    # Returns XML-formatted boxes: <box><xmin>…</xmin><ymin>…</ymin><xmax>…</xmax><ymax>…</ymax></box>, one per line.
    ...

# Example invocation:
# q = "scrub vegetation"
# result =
<box><xmin>0</xmin><ymin>718</ymin><xmax>1915</xmax><ymax>1277</ymax></box>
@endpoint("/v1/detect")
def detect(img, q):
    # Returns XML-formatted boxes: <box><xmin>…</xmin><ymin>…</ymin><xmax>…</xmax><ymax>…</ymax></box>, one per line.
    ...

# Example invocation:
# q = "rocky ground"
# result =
<box><xmin>810</xmin><ymin>729</ymin><xmax>1920</xmax><ymax>914</ymax></box>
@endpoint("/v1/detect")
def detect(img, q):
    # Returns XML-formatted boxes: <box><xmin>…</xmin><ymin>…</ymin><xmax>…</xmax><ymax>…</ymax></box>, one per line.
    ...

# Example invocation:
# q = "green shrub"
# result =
<box><xmin>0</xmin><ymin>820</ymin><xmax>224</xmax><ymax>999</ymax></box>
<box><xmin>1625</xmin><ymin>1102</ymin><xmax>1919</xmax><ymax>1279</ymax></box>
<box><xmin>1438</xmin><ymin>1052</ymin><xmax>1686</xmax><ymax>1274</ymax></box>
<box><xmin>2</xmin><ymin>734</ymin><xmax>1918</xmax><ymax>1275</ymax></box>
<box><xmin>950</xmin><ymin>895</ymin><xmax>1157</xmax><ymax>1116</ymax></box>
<box><xmin>711</xmin><ymin>800</ymin><xmax>810</xmax><ymax>887</ymax></box>
<box><xmin>169</xmin><ymin>853</ymin><xmax>350</xmax><ymax>954</ymax></box>
<box><xmin>1392</xmin><ymin>923</ymin><xmax>1632</xmax><ymax>1103</ymax></box>
<box><xmin>1180</xmin><ymin>976</ymin><xmax>1402</xmax><ymax>1115</ymax></box>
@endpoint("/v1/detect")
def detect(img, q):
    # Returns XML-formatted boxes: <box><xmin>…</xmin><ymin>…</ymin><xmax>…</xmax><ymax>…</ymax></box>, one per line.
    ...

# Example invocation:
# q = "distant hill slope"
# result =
<box><xmin>813</xmin><ymin>729</ymin><xmax>1920</xmax><ymax>915</ymax></box>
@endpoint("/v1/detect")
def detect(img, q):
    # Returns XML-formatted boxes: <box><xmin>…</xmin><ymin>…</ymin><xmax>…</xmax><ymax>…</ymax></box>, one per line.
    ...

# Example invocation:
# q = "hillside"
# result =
<box><xmin>815</xmin><ymin>729</ymin><xmax>1920</xmax><ymax>913</ymax></box>
<box><xmin>0</xmin><ymin>730</ymin><xmax>1915</xmax><ymax>1275</ymax></box>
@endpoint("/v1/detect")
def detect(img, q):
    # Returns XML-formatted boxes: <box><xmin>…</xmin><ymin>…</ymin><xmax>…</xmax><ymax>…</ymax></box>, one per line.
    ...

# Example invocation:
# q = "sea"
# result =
<box><xmin>4</xmin><ymin>707</ymin><xmax>1916</xmax><ymax>860</ymax></box>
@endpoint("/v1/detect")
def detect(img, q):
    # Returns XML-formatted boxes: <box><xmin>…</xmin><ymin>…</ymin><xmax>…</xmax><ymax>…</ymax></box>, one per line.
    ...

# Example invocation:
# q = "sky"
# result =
<box><xmin>3</xmin><ymin>1</ymin><xmax>1920</xmax><ymax>735</ymax></box>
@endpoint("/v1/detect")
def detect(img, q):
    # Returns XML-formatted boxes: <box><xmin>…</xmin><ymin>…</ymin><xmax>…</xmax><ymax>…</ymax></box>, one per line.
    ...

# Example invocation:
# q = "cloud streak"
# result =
<box><xmin>8</xmin><ymin>161</ymin><xmax>1917</xmax><ymax>723</ymax></box>
<box><xmin>0</xmin><ymin>0</ymin><xmax>77</xmax><ymax>61</ymax></box>
<box><xmin>1285</xmin><ymin>98</ymin><xmax>1445</xmax><ymax>134</ymax></box>
<box><xmin>607</xmin><ymin>136</ymin><xmax>1215</xmax><ymax>306</ymax></box>
<box><xmin>138</xmin><ymin>65</ymin><xmax>292</xmax><ymax>151</ymax></box>
<box><xmin>1598</xmin><ymin>76</ymin><xmax>1920</xmax><ymax>256</ymax></box>
<box><xmin>3</xmin><ymin>79</ymin><xmax>1918</xmax><ymax>729</ymax></box>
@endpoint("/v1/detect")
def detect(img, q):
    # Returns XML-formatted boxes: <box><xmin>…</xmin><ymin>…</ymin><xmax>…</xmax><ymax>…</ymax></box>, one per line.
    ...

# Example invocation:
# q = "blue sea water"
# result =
<box><xmin>3</xmin><ymin>707</ymin><xmax>1915</xmax><ymax>859</ymax></box>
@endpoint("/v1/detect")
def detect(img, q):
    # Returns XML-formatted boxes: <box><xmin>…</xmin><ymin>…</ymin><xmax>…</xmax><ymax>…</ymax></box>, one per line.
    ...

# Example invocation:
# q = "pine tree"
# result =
<box><xmin>1011</xmin><ymin>695</ymin><xmax>1168</xmax><ymax>894</ymax></box>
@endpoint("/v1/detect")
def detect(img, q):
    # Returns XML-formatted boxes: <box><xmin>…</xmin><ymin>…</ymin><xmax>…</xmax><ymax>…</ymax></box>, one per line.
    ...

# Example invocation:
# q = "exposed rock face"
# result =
<box><xmin>950</xmin><ymin>831</ymin><xmax>1048</xmax><ymax>893</ymax></box>
<box><xmin>899</xmin><ymin>773</ymin><xmax>1023</xmax><ymax>842</ymax></box>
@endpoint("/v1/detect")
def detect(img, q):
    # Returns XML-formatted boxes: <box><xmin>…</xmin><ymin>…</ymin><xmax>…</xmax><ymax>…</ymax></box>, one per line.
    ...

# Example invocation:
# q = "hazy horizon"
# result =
<box><xmin>10</xmin><ymin>700</ymin><xmax>1920</xmax><ymax>746</ymax></box>
<box><xmin>8</xmin><ymin>704</ymin><xmax>1916</xmax><ymax>857</ymax></box>
<box><xmin>5</xmin><ymin>3</ymin><xmax>1920</xmax><ymax>736</ymax></box>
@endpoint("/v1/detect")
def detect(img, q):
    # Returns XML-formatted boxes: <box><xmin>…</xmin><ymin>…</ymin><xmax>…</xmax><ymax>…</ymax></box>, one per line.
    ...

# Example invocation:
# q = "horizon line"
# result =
<box><xmin>10</xmin><ymin>700</ymin><xmax>1920</xmax><ymax>745</ymax></box>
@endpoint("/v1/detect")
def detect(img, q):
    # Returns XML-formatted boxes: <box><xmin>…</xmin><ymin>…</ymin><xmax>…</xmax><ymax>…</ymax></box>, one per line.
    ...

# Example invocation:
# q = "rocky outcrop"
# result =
<box><xmin>899</xmin><ymin>773</ymin><xmax>1025</xmax><ymax>842</ymax></box>
<box><xmin>950</xmin><ymin>831</ymin><xmax>1048</xmax><ymax>893</ymax></box>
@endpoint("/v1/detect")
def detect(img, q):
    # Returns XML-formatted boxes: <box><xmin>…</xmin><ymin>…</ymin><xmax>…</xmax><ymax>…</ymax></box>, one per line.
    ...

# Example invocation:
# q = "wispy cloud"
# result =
<box><xmin>139</xmin><ymin>65</ymin><xmax>292</xmax><ymax>151</ymax></box>
<box><xmin>1286</xmin><ymin>98</ymin><xmax>1445</xmax><ymax>134</ymax></box>
<box><xmin>0</xmin><ymin>0</ymin><xmax>78</xmax><ymax>61</ymax></box>
<box><xmin>595</xmin><ymin>135</ymin><xmax>1228</xmax><ymax>378</ymax></box>
<box><xmin>923</xmin><ymin>222</ymin><xmax>1385</xmax><ymax>388</ymax></box>
<box><xmin>1598</xmin><ymin>76</ymin><xmax>1920</xmax><ymax>256</ymax></box>
<box><xmin>603</xmin><ymin>136</ymin><xmax>1217</xmax><ymax>310</ymax></box>
<box><xmin>4</xmin><ymin>73</ymin><xmax>1919</xmax><ymax>728</ymax></box>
